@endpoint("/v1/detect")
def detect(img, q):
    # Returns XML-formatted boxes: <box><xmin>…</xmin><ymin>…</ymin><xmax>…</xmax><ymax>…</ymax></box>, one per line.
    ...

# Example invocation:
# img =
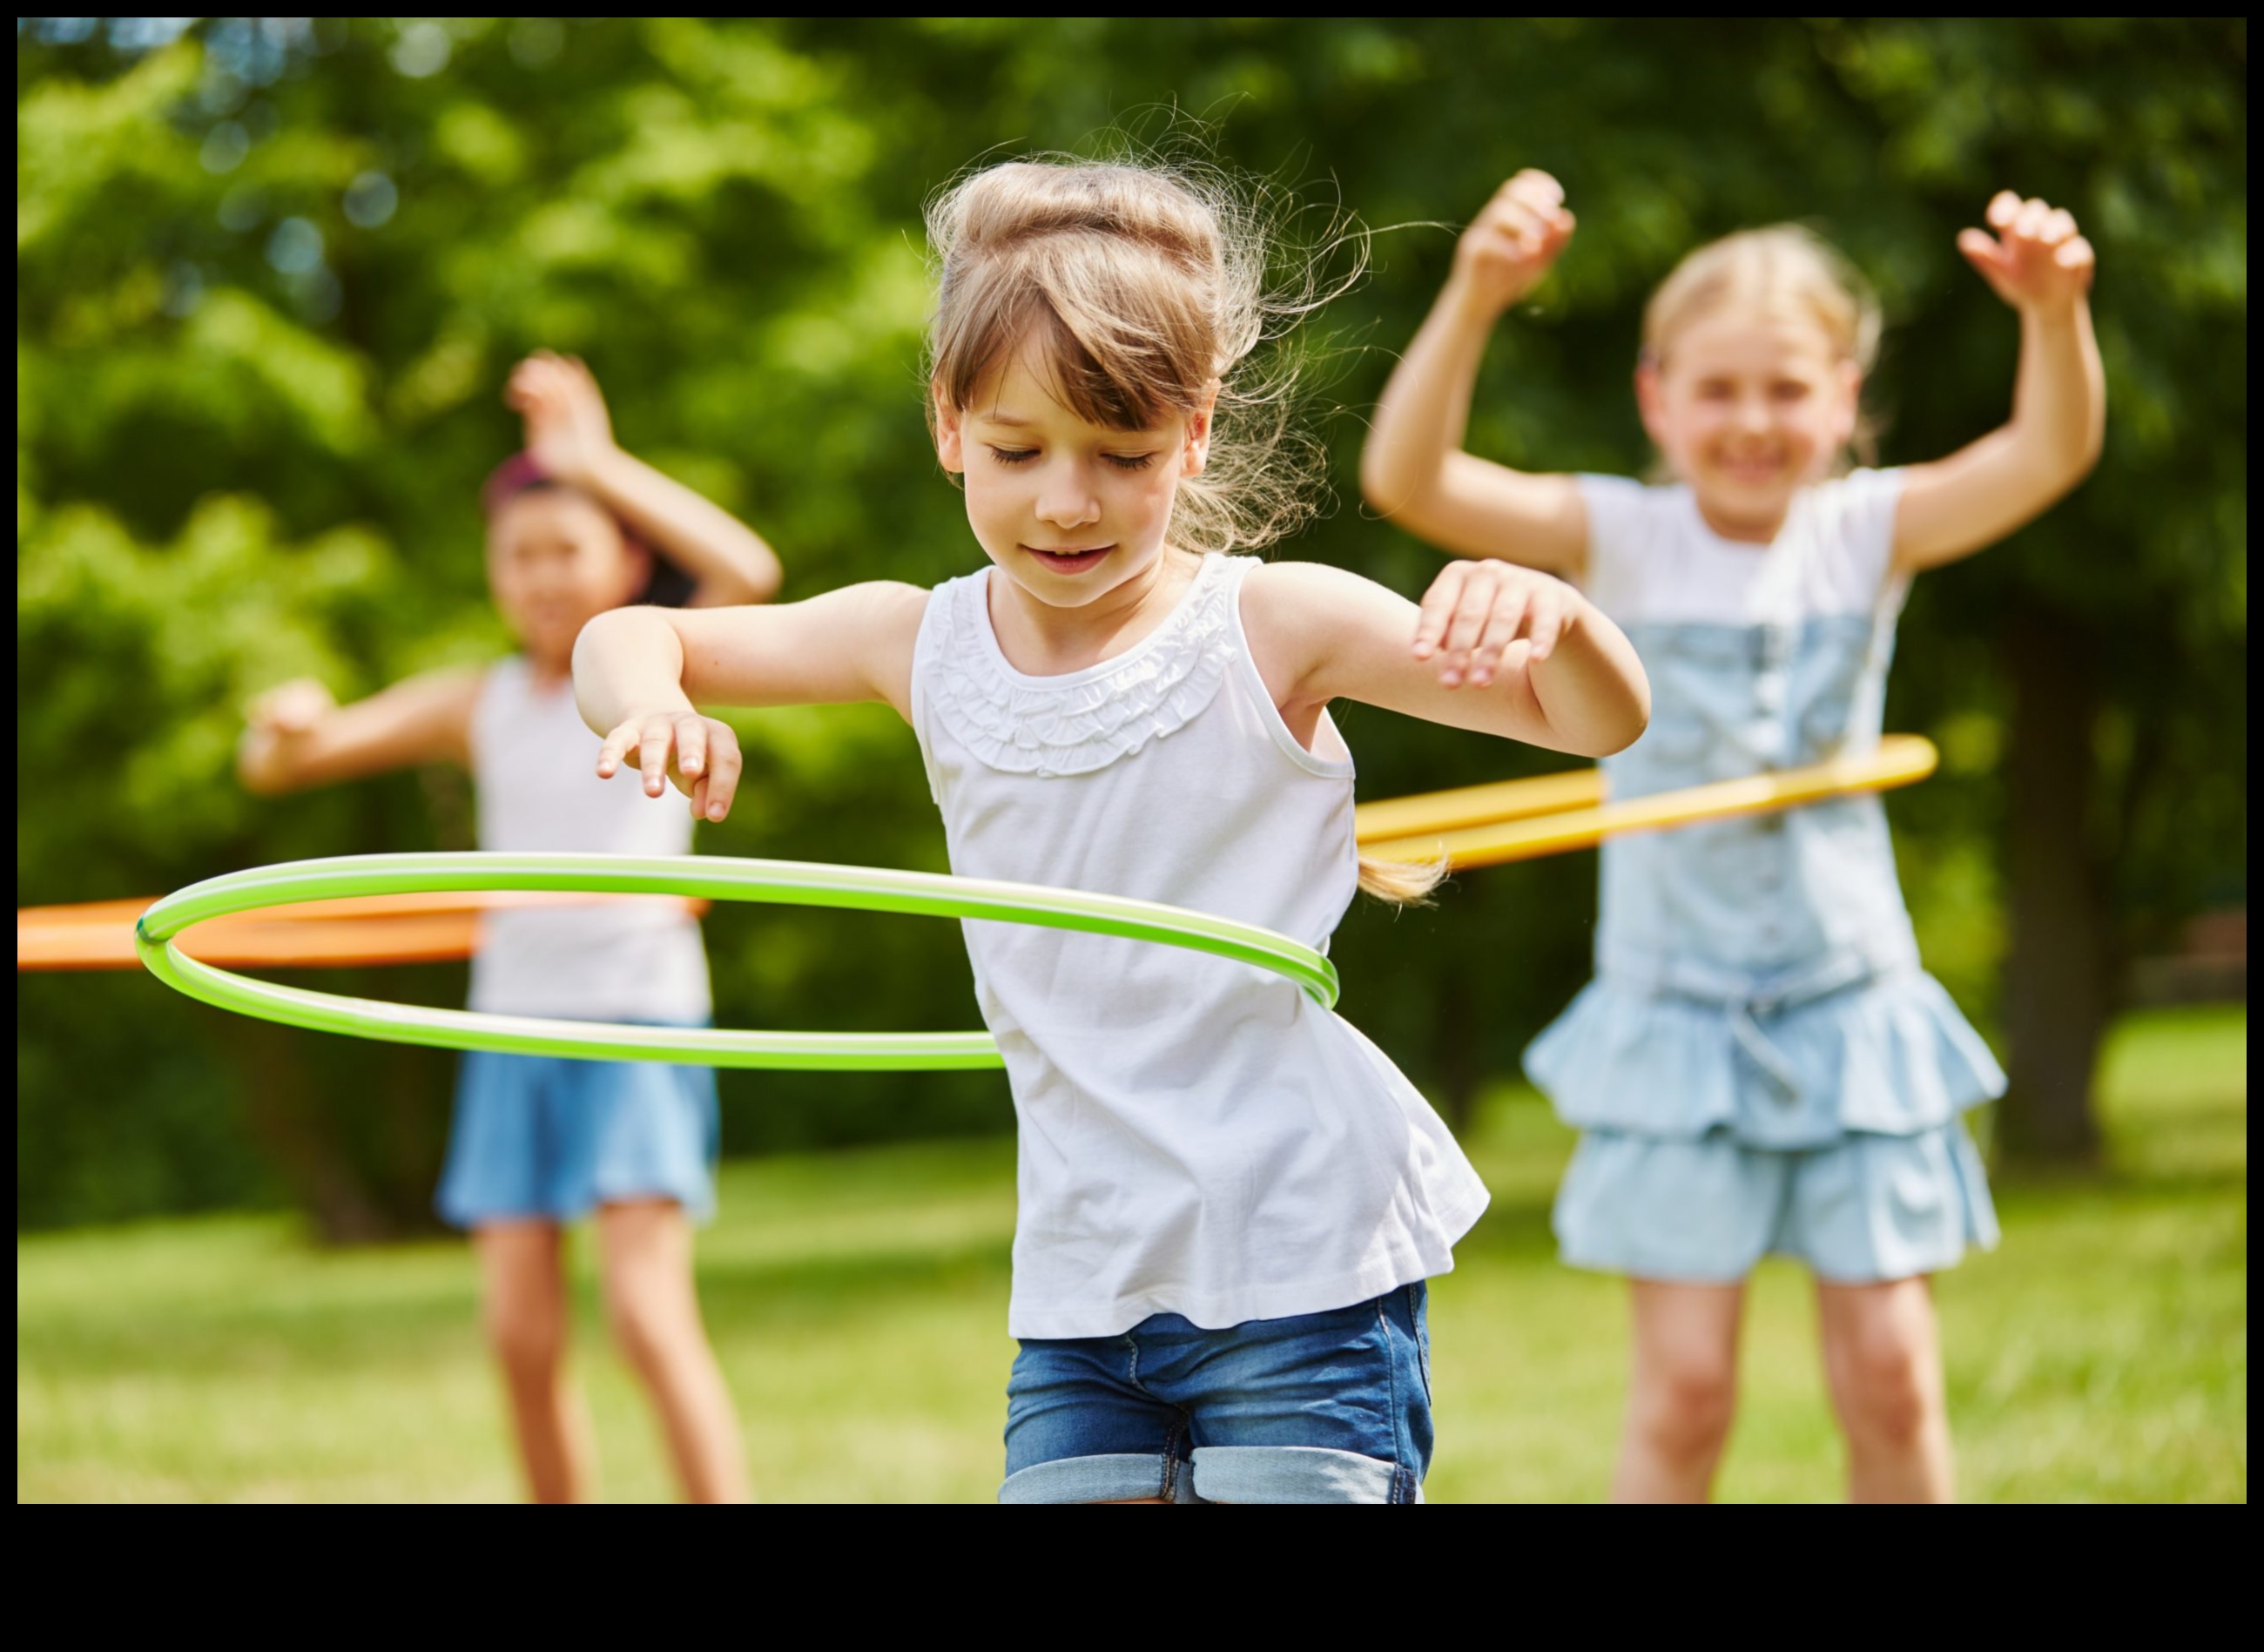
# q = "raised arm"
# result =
<box><xmin>1892</xmin><ymin>192</ymin><xmax>2105</xmax><ymax>575</ymax></box>
<box><xmin>237</xmin><ymin>668</ymin><xmax>482</xmax><ymax>794</ymax></box>
<box><xmin>573</xmin><ymin>581</ymin><xmax>928</xmax><ymax>820</ymax></box>
<box><xmin>1244</xmin><ymin>558</ymin><xmax>1648</xmax><ymax>760</ymax></box>
<box><xmin>1360</xmin><ymin>172</ymin><xmax>1588</xmax><ymax>576</ymax></box>
<box><xmin>510</xmin><ymin>351</ymin><xmax>784</xmax><ymax>607</ymax></box>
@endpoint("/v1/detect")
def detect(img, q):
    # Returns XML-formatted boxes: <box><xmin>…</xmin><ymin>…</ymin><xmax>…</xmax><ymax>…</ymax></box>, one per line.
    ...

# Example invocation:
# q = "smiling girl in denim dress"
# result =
<box><xmin>1364</xmin><ymin>174</ymin><xmax>2103</xmax><ymax>1501</ymax></box>
<box><xmin>569</xmin><ymin>153</ymin><xmax>1652</xmax><ymax>1502</ymax></box>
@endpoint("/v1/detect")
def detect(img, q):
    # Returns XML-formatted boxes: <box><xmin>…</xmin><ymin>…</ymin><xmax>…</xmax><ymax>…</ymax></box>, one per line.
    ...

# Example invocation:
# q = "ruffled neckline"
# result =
<box><xmin>927</xmin><ymin>555</ymin><xmax>1240</xmax><ymax>778</ymax></box>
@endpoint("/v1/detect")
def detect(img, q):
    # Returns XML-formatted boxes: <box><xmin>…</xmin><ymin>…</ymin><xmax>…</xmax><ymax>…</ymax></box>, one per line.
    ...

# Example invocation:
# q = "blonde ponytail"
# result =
<box><xmin>1357</xmin><ymin>850</ymin><xmax>1445</xmax><ymax>905</ymax></box>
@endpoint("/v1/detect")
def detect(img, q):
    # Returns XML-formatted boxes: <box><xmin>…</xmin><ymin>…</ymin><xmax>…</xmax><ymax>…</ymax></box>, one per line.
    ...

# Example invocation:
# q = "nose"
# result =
<box><xmin>1730</xmin><ymin>388</ymin><xmax>1773</xmax><ymax>435</ymax></box>
<box><xmin>1034</xmin><ymin>459</ymin><xmax>1102</xmax><ymax>531</ymax></box>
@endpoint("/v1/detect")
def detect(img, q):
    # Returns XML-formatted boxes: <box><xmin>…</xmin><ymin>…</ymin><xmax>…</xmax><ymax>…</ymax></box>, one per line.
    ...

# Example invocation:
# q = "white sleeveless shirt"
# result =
<box><xmin>911</xmin><ymin>554</ymin><xmax>1488</xmax><ymax>1338</ymax></box>
<box><xmin>467</xmin><ymin>656</ymin><xmax>711</xmax><ymax>1022</ymax></box>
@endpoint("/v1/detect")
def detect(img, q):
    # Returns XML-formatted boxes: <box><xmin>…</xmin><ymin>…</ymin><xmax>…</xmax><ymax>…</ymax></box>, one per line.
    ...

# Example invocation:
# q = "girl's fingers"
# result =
<box><xmin>1440</xmin><ymin>570</ymin><xmax>1499</xmax><ymax>682</ymax></box>
<box><xmin>1507</xmin><ymin>169</ymin><xmax>1563</xmax><ymax>211</ymax></box>
<box><xmin>2014</xmin><ymin>196</ymin><xmax>2049</xmax><ymax>242</ymax></box>
<box><xmin>1955</xmin><ymin>226</ymin><xmax>2001</xmax><ymax>266</ymax></box>
<box><xmin>596</xmin><ymin>721</ymin><xmax>639</xmax><ymax>779</ymax></box>
<box><xmin>2040</xmin><ymin>206</ymin><xmax>2076</xmax><ymax>246</ymax></box>
<box><xmin>1986</xmin><ymin>189</ymin><xmax>2021</xmax><ymax>229</ymax></box>
<box><xmin>1526</xmin><ymin>586</ymin><xmax>1567</xmax><ymax>661</ymax></box>
<box><xmin>637</xmin><ymin>715</ymin><xmax>676</xmax><ymax>797</ymax></box>
<box><xmin>674</xmin><ymin>716</ymin><xmax>706</xmax><ymax>780</ymax></box>
<box><xmin>1466</xmin><ymin>588</ymin><xmax>1531</xmax><ymax>686</ymax></box>
<box><xmin>2055</xmin><ymin>235</ymin><xmax>2096</xmax><ymax>275</ymax></box>
<box><xmin>1412</xmin><ymin>566</ymin><xmax>1466</xmax><ymax>659</ymax></box>
<box><xmin>702</xmin><ymin>737</ymin><xmax>743</xmax><ymax>821</ymax></box>
<box><xmin>689</xmin><ymin>772</ymin><xmax>709</xmax><ymax>820</ymax></box>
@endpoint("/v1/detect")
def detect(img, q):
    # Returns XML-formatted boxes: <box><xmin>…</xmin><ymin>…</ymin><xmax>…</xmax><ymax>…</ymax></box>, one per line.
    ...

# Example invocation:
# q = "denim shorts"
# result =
<box><xmin>1001</xmin><ymin>1285</ymin><xmax>1432</xmax><ymax>1504</ymax></box>
<box><xmin>434</xmin><ymin>1022</ymin><xmax>718</xmax><ymax>1230</ymax></box>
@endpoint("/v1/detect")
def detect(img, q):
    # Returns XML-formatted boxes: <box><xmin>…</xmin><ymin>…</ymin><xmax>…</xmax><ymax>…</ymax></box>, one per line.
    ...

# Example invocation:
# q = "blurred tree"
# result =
<box><xmin>17</xmin><ymin>18</ymin><xmax>1005</xmax><ymax>1233</ymax></box>
<box><xmin>16</xmin><ymin>19</ymin><xmax>2245</xmax><ymax>1232</ymax></box>
<box><xmin>807</xmin><ymin>16</ymin><xmax>2245</xmax><ymax>1158</ymax></box>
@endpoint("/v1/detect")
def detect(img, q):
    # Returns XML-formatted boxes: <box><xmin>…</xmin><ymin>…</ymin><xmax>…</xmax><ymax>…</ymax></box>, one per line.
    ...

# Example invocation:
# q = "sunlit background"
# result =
<box><xmin>17</xmin><ymin>17</ymin><xmax>2245</xmax><ymax>1501</ymax></box>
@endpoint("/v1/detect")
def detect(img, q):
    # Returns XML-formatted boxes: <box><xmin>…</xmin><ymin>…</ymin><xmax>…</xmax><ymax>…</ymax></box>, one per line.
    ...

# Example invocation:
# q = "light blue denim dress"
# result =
<box><xmin>1525</xmin><ymin>472</ymin><xmax>2003</xmax><ymax>1284</ymax></box>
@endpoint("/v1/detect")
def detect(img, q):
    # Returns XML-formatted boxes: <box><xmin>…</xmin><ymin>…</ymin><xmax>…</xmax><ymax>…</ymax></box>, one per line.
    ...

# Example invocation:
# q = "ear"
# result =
<box><xmin>1832</xmin><ymin>360</ymin><xmax>1863</xmax><ymax>448</ymax></box>
<box><xmin>933</xmin><ymin>381</ymin><xmax>966</xmax><ymax>474</ymax></box>
<box><xmin>1181</xmin><ymin>380</ymin><xmax>1221</xmax><ymax>477</ymax></box>
<box><xmin>1633</xmin><ymin>359</ymin><xmax>1670</xmax><ymax>448</ymax></box>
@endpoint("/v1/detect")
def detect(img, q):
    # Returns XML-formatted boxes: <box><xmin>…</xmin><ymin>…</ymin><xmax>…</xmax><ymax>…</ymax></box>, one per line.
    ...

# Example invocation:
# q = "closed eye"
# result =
<box><xmin>987</xmin><ymin>446</ymin><xmax>1038</xmax><ymax>466</ymax></box>
<box><xmin>1102</xmin><ymin>452</ymin><xmax>1157</xmax><ymax>472</ymax></box>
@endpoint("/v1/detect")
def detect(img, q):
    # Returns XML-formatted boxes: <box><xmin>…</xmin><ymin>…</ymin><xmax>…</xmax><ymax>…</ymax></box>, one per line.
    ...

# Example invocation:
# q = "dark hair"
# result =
<box><xmin>479</xmin><ymin>451</ymin><xmax>691</xmax><ymax>608</ymax></box>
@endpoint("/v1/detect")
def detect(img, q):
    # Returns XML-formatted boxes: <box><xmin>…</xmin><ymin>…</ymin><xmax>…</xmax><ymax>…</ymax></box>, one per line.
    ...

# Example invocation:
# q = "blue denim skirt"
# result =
<box><xmin>434</xmin><ymin>1026</ymin><xmax>719</xmax><ymax>1229</ymax></box>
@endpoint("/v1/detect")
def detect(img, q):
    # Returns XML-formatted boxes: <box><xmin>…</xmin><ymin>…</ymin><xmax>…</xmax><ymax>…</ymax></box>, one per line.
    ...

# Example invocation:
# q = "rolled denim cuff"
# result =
<box><xmin>999</xmin><ymin>1452</ymin><xmax>1198</xmax><ymax>1505</ymax></box>
<box><xmin>1193</xmin><ymin>1445</ymin><xmax>1407</xmax><ymax>1505</ymax></box>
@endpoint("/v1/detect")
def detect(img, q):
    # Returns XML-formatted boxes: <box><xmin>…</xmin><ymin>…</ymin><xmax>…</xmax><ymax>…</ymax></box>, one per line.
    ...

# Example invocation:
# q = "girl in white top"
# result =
<box><xmin>572</xmin><ymin>154</ymin><xmax>1651</xmax><ymax>1503</ymax></box>
<box><xmin>239</xmin><ymin>353</ymin><xmax>781</xmax><ymax>1503</ymax></box>
<box><xmin>1363</xmin><ymin>172</ymin><xmax>2103</xmax><ymax>1503</ymax></box>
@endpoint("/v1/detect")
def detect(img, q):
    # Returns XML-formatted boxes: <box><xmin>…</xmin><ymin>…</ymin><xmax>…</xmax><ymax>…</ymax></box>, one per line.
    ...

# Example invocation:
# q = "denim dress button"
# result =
<box><xmin>1600</xmin><ymin>616</ymin><xmax>1917</xmax><ymax>975</ymax></box>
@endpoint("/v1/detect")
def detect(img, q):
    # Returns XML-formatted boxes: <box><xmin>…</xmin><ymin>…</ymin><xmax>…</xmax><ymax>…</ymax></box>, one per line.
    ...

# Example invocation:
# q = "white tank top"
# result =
<box><xmin>466</xmin><ymin>656</ymin><xmax>711</xmax><ymax>1022</ymax></box>
<box><xmin>911</xmin><ymin>554</ymin><xmax>1488</xmax><ymax>1338</ymax></box>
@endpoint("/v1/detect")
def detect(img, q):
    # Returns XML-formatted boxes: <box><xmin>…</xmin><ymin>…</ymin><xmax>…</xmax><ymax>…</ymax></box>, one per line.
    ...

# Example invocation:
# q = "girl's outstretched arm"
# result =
<box><xmin>509</xmin><ymin>351</ymin><xmax>784</xmax><ymax>607</ymax></box>
<box><xmin>237</xmin><ymin>669</ymin><xmax>482</xmax><ymax>794</ymax></box>
<box><xmin>1360</xmin><ymin>172</ymin><xmax>1588</xmax><ymax>576</ymax></box>
<box><xmin>574</xmin><ymin>582</ymin><xmax>928</xmax><ymax>821</ymax></box>
<box><xmin>1892</xmin><ymin>192</ymin><xmax>2106</xmax><ymax>574</ymax></box>
<box><xmin>1244</xmin><ymin>557</ymin><xmax>1648</xmax><ymax>759</ymax></box>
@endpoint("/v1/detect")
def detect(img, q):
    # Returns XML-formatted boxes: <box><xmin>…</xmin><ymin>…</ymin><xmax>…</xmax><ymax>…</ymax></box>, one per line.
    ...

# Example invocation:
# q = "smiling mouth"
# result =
<box><xmin>1718</xmin><ymin>456</ymin><xmax>1786</xmax><ymax>482</ymax></box>
<box><xmin>1024</xmin><ymin>544</ymin><xmax>1115</xmax><ymax>573</ymax></box>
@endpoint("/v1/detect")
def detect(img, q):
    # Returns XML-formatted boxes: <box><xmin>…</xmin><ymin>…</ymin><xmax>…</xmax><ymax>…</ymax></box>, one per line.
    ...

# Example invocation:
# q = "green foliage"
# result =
<box><xmin>16</xmin><ymin>21</ymin><xmax>2246</xmax><ymax>1226</ymax></box>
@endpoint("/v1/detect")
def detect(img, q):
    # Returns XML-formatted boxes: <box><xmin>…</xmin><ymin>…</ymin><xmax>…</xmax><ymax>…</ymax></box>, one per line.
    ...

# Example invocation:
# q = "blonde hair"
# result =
<box><xmin>926</xmin><ymin>150</ymin><xmax>1438</xmax><ymax>903</ymax></box>
<box><xmin>1642</xmin><ymin>225</ymin><xmax>1883</xmax><ymax>465</ymax></box>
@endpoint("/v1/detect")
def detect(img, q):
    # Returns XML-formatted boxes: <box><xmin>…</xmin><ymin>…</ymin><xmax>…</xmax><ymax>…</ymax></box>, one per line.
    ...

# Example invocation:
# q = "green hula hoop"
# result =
<box><xmin>134</xmin><ymin>853</ymin><xmax>1339</xmax><ymax>1071</ymax></box>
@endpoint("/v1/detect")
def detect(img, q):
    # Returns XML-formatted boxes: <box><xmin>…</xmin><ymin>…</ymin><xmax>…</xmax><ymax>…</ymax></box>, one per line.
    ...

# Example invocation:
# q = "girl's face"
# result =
<box><xmin>486</xmin><ymin>488</ymin><xmax>650</xmax><ymax>667</ymax></box>
<box><xmin>933</xmin><ymin>343</ymin><xmax>1212</xmax><ymax>612</ymax></box>
<box><xmin>1637</xmin><ymin>308</ymin><xmax>1860</xmax><ymax>541</ymax></box>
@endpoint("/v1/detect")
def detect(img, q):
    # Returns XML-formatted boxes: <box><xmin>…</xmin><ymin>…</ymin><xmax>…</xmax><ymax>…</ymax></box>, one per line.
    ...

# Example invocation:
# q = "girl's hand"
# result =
<box><xmin>1957</xmin><ymin>192</ymin><xmax>2096</xmax><ymax>313</ymax></box>
<box><xmin>245</xmin><ymin>676</ymin><xmax>337</xmax><ymax>735</ymax></box>
<box><xmin>596</xmin><ymin>707</ymin><xmax>744</xmax><ymax>823</ymax></box>
<box><xmin>1451</xmin><ymin>171</ymin><xmax>1576</xmax><ymax>317</ymax></box>
<box><xmin>1413</xmin><ymin>557</ymin><xmax>1580</xmax><ymax>688</ymax></box>
<box><xmin>506</xmin><ymin>350</ymin><xmax>617</xmax><ymax>489</ymax></box>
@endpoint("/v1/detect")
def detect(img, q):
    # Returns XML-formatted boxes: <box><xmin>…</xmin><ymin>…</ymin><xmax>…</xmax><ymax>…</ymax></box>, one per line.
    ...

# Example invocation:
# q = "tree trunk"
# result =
<box><xmin>228</xmin><ymin>1018</ymin><xmax>397</xmax><ymax>1243</ymax></box>
<box><xmin>1433</xmin><ymin>962</ymin><xmax>1481</xmax><ymax>1133</ymax></box>
<box><xmin>1997</xmin><ymin>603</ymin><xmax>2113</xmax><ymax>1163</ymax></box>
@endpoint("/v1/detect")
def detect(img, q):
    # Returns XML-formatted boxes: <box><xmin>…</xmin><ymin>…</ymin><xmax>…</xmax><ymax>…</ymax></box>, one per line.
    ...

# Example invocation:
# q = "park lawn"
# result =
<box><xmin>17</xmin><ymin>1006</ymin><xmax>2246</xmax><ymax>1502</ymax></box>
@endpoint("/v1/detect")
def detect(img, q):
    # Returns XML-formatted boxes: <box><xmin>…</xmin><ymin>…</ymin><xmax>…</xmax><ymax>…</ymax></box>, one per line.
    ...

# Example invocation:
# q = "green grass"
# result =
<box><xmin>17</xmin><ymin>1007</ymin><xmax>2247</xmax><ymax>1502</ymax></box>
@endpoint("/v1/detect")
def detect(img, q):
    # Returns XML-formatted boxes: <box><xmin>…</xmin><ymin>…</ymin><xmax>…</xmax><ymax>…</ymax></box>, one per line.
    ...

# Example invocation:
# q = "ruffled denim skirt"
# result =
<box><xmin>1526</xmin><ymin>966</ymin><xmax>2004</xmax><ymax>1283</ymax></box>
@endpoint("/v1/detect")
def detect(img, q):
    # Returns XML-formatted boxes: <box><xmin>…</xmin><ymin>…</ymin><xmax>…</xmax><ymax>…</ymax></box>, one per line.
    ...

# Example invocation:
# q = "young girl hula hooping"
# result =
<box><xmin>240</xmin><ymin>353</ymin><xmax>781</xmax><ymax>1502</ymax></box>
<box><xmin>1364</xmin><ymin>174</ymin><xmax>2103</xmax><ymax>1503</ymax></box>
<box><xmin>573</xmin><ymin>153</ymin><xmax>1651</xmax><ymax>1504</ymax></box>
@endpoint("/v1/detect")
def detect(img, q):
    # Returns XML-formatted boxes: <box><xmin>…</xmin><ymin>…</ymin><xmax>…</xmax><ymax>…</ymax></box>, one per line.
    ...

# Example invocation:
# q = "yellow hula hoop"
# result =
<box><xmin>1353</xmin><ymin>735</ymin><xmax>1938</xmax><ymax>873</ymax></box>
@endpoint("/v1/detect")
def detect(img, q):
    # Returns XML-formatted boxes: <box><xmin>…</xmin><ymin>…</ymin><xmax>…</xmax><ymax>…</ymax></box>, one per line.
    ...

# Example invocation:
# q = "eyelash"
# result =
<box><xmin>987</xmin><ymin>446</ymin><xmax>1156</xmax><ymax>473</ymax></box>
